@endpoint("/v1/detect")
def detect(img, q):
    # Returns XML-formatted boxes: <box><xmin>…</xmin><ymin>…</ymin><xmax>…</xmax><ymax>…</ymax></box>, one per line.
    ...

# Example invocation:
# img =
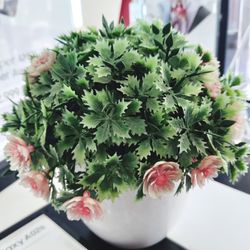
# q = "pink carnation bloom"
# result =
<box><xmin>231</xmin><ymin>112</ymin><xmax>246</xmax><ymax>144</ymax></box>
<box><xmin>191</xmin><ymin>155</ymin><xmax>223</xmax><ymax>187</ymax></box>
<box><xmin>27</xmin><ymin>50</ymin><xmax>56</xmax><ymax>83</ymax></box>
<box><xmin>20</xmin><ymin>171</ymin><xmax>50</xmax><ymax>199</ymax></box>
<box><xmin>204</xmin><ymin>82</ymin><xmax>221</xmax><ymax>99</ymax></box>
<box><xmin>62</xmin><ymin>191</ymin><xmax>103</xmax><ymax>221</ymax></box>
<box><xmin>207</xmin><ymin>57</ymin><xmax>220</xmax><ymax>69</ymax></box>
<box><xmin>4</xmin><ymin>136</ymin><xmax>34</xmax><ymax>171</ymax></box>
<box><xmin>143</xmin><ymin>161</ymin><xmax>182</xmax><ymax>198</ymax></box>
<box><xmin>201</xmin><ymin>56</ymin><xmax>221</xmax><ymax>99</ymax></box>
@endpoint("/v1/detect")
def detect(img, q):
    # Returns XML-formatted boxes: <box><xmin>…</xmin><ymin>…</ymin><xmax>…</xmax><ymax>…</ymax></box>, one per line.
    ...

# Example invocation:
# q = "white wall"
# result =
<box><xmin>82</xmin><ymin>0</ymin><xmax>122</xmax><ymax>28</ymax></box>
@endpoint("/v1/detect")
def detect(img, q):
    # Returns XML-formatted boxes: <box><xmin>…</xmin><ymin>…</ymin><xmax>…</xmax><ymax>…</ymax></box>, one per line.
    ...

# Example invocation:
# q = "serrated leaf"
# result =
<box><xmin>145</xmin><ymin>56</ymin><xmax>158</xmax><ymax>71</ymax></box>
<box><xmin>122</xmin><ymin>152</ymin><xmax>138</xmax><ymax>170</ymax></box>
<box><xmin>165</xmin><ymin>140</ymin><xmax>179</xmax><ymax>158</ymax></box>
<box><xmin>163</xmin><ymin>94</ymin><xmax>176</xmax><ymax>110</ymax></box>
<box><xmin>179</xmin><ymin>133</ymin><xmax>190</xmax><ymax>153</ymax></box>
<box><xmin>31</xmin><ymin>83</ymin><xmax>50</xmax><ymax>97</ymax></box>
<box><xmin>93</xmin><ymin>73</ymin><xmax>112</xmax><ymax>84</ymax></box>
<box><xmin>114</xmin><ymin>100</ymin><xmax>131</xmax><ymax>116</ymax></box>
<box><xmin>57</xmin><ymin>137</ymin><xmax>76</xmax><ymax>156</ymax></box>
<box><xmin>95</xmin><ymin>146</ymin><xmax>108</xmax><ymax>162</ymax></box>
<box><xmin>55</xmin><ymin>123</ymin><xmax>74</xmax><ymax>140</ymax></box>
<box><xmin>180</xmin><ymin>83</ymin><xmax>203</xmax><ymax>96</ymax></box>
<box><xmin>235</xmin><ymin>160</ymin><xmax>248</xmax><ymax>173</ymax></box>
<box><xmin>82</xmin><ymin>113</ymin><xmax>102</xmax><ymax>128</ymax></box>
<box><xmin>63</xmin><ymin>109</ymin><xmax>78</xmax><ymax>128</ymax></box>
<box><xmin>121</xmin><ymin>50</ymin><xmax>141</xmax><ymax>69</ymax></box>
<box><xmin>39</xmin><ymin>72</ymin><xmax>54</xmax><ymax>85</ymax></box>
<box><xmin>154</xmin><ymin>80</ymin><xmax>168</xmax><ymax>92</ymax></box>
<box><xmin>235</xmin><ymin>145</ymin><xmax>249</xmax><ymax>158</ymax></box>
<box><xmin>231</xmin><ymin>76</ymin><xmax>241</xmax><ymax>87</ymax></box>
<box><xmin>142</xmin><ymin>73</ymin><xmax>160</xmax><ymax>97</ymax></box>
<box><xmin>73</xmin><ymin>139</ymin><xmax>85</xmax><ymax>165</ymax></box>
<box><xmin>118</xmin><ymin>75</ymin><xmax>140</xmax><ymax>97</ymax></box>
<box><xmin>179</xmin><ymin>152</ymin><xmax>193</xmax><ymax>168</ymax></box>
<box><xmin>181</xmin><ymin>52</ymin><xmax>201</xmax><ymax>70</ymax></box>
<box><xmin>222</xmin><ymin>147</ymin><xmax>235</xmax><ymax>162</ymax></box>
<box><xmin>146</xmin><ymin>98</ymin><xmax>159</xmax><ymax>111</ymax></box>
<box><xmin>229</xmin><ymin>164</ymin><xmax>239</xmax><ymax>183</ymax></box>
<box><xmin>111</xmin><ymin>135</ymin><xmax>125</xmax><ymax>145</ymax></box>
<box><xmin>189</xmin><ymin>134</ymin><xmax>207</xmax><ymax>155</ymax></box>
<box><xmin>112</xmin><ymin>120</ymin><xmax>130</xmax><ymax>138</ymax></box>
<box><xmin>137</xmin><ymin>139</ymin><xmax>151</xmax><ymax>159</ymax></box>
<box><xmin>83</xmin><ymin>168</ymin><xmax>104</xmax><ymax>185</ymax></box>
<box><xmin>88</xmin><ymin>56</ymin><xmax>102</xmax><ymax>66</ymax></box>
<box><xmin>160</xmin><ymin>125</ymin><xmax>177</xmax><ymax>140</ymax></box>
<box><xmin>83</xmin><ymin>91</ymin><xmax>103</xmax><ymax>112</ymax></box>
<box><xmin>169</xmin><ymin>118</ymin><xmax>185</xmax><ymax>131</ymax></box>
<box><xmin>125</xmin><ymin>117</ymin><xmax>146</xmax><ymax>135</ymax></box>
<box><xmin>152</xmin><ymin>139</ymin><xmax>166</xmax><ymax>157</ymax></box>
<box><xmin>52</xmin><ymin>52</ymin><xmax>77</xmax><ymax>81</ymax></box>
<box><xmin>95</xmin><ymin>40</ymin><xmax>111</xmax><ymax>59</ymax></box>
<box><xmin>171</xmin><ymin>68</ymin><xmax>186</xmax><ymax>81</ymax></box>
<box><xmin>185</xmin><ymin>100</ymin><xmax>212</xmax><ymax>126</ymax></box>
<box><xmin>85</xmin><ymin>137</ymin><xmax>97</xmax><ymax>152</ymax></box>
<box><xmin>62</xmin><ymin>84</ymin><xmax>77</xmax><ymax>98</ymax></box>
<box><xmin>43</xmin><ymin>82</ymin><xmax>62</xmax><ymax>106</ymax></box>
<box><xmin>113</xmin><ymin>39</ymin><xmax>129</xmax><ymax>59</ymax></box>
<box><xmin>127</xmin><ymin>99</ymin><xmax>142</xmax><ymax>114</ymax></box>
<box><xmin>95</xmin><ymin>122</ymin><xmax>110</xmax><ymax>144</ymax></box>
<box><xmin>96</xmin><ymin>66</ymin><xmax>111</xmax><ymax>78</ymax></box>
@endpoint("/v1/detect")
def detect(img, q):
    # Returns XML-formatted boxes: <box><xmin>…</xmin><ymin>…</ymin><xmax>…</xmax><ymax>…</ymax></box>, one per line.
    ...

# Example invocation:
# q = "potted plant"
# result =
<box><xmin>1</xmin><ymin>17</ymin><xmax>248</xmax><ymax>248</ymax></box>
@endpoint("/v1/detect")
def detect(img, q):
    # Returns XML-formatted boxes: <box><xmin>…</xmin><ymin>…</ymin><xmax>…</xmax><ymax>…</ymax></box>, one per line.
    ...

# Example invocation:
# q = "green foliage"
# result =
<box><xmin>1</xmin><ymin>18</ymin><xmax>248</xmax><ymax>206</ymax></box>
<box><xmin>81</xmin><ymin>153</ymin><xmax>137</xmax><ymax>200</ymax></box>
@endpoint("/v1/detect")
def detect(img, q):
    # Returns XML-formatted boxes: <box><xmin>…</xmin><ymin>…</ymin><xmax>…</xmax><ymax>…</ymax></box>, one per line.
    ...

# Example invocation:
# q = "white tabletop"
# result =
<box><xmin>168</xmin><ymin>181</ymin><xmax>250</xmax><ymax>250</ymax></box>
<box><xmin>0</xmin><ymin>180</ymin><xmax>47</xmax><ymax>233</ymax></box>
<box><xmin>0</xmin><ymin>181</ymin><xmax>250</xmax><ymax>250</ymax></box>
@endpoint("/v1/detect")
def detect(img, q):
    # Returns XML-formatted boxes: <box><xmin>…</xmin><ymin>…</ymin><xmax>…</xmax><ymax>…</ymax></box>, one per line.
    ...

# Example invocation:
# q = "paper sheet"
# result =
<box><xmin>0</xmin><ymin>215</ymin><xmax>87</xmax><ymax>250</ymax></box>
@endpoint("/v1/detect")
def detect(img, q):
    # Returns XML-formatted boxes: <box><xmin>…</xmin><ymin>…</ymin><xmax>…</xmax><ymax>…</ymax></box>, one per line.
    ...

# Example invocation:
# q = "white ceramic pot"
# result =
<box><xmin>83</xmin><ymin>190</ymin><xmax>188</xmax><ymax>249</ymax></box>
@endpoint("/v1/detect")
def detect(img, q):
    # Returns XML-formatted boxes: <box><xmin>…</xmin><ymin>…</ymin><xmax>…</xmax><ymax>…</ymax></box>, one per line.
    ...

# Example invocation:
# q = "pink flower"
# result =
<box><xmin>143</xmin><ymin>161</ymin><xmax>182</xmax><ymax>198</ymax></box>
<box><xmin>204</xmin><ymin>81</ymin><xmax>221</xmax><ymax>99</ymax></box>
<box><xmin>229</xmin><ymin>102</ymin><xmax>246</xmax><ymax>144</ymax></box>
<box><xmin>191</xmin><ymin>155</ymin><xmax>223</xmax><ymax>187</ymax></box>
<box><xmin>231</xmin><ymin>112</ymin><xmax>246</xmax><ymax>144</ymax></box>
<box><xmin>62</xmin><ymin>191</ymin><xmax>103</xmax><ymax>221</ymax></box>
<box><xmin>4</xmin><ymin>136</ymin><xmax>34</xmax><ymax>171</ymax></box>
<box><xmin>20</xmin><ymin>171</ymin><xmax>50</xmax><ymax>199</ymax></box>
<box><xmin>27</xmin><ymin>50</ymin><xmax>56</xmax><ymax>83</ymax></box>
<box><xmin>207</xmin><ymin>57</ymin><xmax>220</xmax><ymax>69</ymax></box>
<box><xmin>201</xmin><ymin>55</ymin><xmax>221</xmax><ymax>99</ymax></box>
